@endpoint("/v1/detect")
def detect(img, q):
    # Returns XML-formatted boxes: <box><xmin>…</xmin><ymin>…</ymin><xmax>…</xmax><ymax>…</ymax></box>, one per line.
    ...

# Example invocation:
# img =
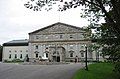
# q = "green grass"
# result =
<box><xmin>73</xmin><ymin>63</ymin><xmax>119</xmax><ymax>79</ymax></box>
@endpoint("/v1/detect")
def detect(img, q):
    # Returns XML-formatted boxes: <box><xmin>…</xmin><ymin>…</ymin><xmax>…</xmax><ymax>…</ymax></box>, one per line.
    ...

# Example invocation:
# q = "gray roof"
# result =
<box><xmin>6</xmin><ymin>39</ymin><xmax>28</xmax><ymax>43</ymax></box>
<box><xmin>3</xmin><ymin>39</ymin><xmax>28</xmax><ymax>46</ymax></box>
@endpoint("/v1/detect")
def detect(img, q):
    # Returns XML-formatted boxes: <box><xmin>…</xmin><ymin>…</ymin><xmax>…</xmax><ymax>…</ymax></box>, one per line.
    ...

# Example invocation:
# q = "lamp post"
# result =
<box><xmin>85</xmin><ymin>45</ymin><xmax>88</xmax><ymax>71</ymax></box>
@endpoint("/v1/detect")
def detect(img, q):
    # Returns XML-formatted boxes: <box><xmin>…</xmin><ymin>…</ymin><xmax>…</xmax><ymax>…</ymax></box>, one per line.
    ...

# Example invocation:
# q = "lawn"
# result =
<box><xmin>73</xmin><ymin>63</ymin><xmax>119</xmax><ymax>79</ymax></box>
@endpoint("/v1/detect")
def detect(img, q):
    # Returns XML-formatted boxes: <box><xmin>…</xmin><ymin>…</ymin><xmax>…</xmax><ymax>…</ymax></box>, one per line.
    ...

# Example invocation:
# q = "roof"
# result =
<box><xmin>3</xmin><ymin>39</ymin><xmax>28</xmax><ymax>46</ymax></box>
<box><xmin>29</xmin><ymin>22</ymin><xmax>84</xmax><ymax>35</ymax></box>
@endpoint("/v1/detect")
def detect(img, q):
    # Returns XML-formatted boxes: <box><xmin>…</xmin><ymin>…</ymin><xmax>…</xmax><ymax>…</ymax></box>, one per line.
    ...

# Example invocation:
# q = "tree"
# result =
<box><xmin>0</xmin><ymin>45</ymin><xmax>3</xmax><ymax>61</ymax></box>
<box><xmin>24</xmin><ymin>0</ymin><xmax>120</xmax><ymax>74</ymax></box>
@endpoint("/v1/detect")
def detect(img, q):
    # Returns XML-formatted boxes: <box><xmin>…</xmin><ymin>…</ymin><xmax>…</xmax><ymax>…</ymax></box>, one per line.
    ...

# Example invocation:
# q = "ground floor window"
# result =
<box><xmin>46</xmin><ymin>53</ymin><xmax>48</xmax><ymax>58</ymax></box>
<box><xmin>36</xmin><ymin>54</ymin><xmax>38</xmax><ymax>58</ymax></box>
<box><xmin>81</xmin><ymin>53</ymin><xmax>84</xmax><ymax>57</ymax></box>
<box><xmin>70</xmin><ymin>53</ymin><xmax>73</xmax><ymax>57</ymax></box>
<box><xmin>15</xmin><ymin>54</ymin><xmax>17</xmax><ymax>59</ymax></box>
<box><xmin>9</xmin><ymin>54</ymin><xmax>11</xmax><ymax>59</ymax></box>
<box><xmin>20</xmin><ymin>54</ymin><xmax>22</xmax><ymax>59</ymax></box>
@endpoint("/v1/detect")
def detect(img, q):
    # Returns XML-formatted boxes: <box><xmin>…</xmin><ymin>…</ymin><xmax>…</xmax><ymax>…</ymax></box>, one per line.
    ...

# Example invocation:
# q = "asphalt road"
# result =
<box><xmin>0</xmin><ymin>63</ymin><xmax>84</xmax><ymax>79</ymax></box>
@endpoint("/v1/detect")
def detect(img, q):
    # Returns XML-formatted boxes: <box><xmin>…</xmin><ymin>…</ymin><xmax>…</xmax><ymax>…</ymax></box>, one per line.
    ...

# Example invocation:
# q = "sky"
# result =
<box><xmin>0</xmin><ymin>0</ymin><xmax>91</xmax><ymax>45</ymax></box>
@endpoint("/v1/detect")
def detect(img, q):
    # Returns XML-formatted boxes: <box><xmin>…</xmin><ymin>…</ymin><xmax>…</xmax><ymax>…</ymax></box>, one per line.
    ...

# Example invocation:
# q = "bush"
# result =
<box><xmin>114</xmin><ymin>62</ymin><xmax>120</xmax><ymax>74</ymax></box>
<box><xmin>12</xmin><ymin>59</ymin><xmax>23</xmax><ymax>62</ymax></box>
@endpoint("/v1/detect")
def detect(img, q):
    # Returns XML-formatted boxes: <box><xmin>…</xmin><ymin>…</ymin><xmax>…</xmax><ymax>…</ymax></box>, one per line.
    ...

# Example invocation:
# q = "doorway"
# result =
<box><xmin>53</xmin><ymin>56</ymin><xmax>60</xmax><ymax>62</ymax></box>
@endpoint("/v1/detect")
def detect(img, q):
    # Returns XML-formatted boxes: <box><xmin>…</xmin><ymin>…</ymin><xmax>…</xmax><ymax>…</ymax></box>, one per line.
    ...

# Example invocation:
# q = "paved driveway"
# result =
<box><xmin>0</xmin><ymin>63</ymin><xmax>84</xmax><ymax>79</ymax></box>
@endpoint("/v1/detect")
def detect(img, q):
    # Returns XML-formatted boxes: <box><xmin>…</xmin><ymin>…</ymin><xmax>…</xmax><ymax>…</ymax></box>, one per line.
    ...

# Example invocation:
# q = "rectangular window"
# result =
<box><xmin>9</xmin><ymin>54</ymin><xmax>11</xmax><ymax>59</ymax></box>
<box><xmin>35</xmin><ymin>45</ymin><xmax>38</xmax><ymax>49</ymax></box>
<box><xmin>81</xmin><ymin>53</ymin><xmax>84</xmax><ymax>57</ymax></box>
<box><xmin>15</xmin><ymin>54</ymin><xmax>17</xmax><ymax>59</ymax></box>
<box><xmin>60</xmin><ymin>35</ymin><xmax>63</xmax><ymax>39</ymax></box>
<box><xmin>36</xmin><ymin>54</ymin><xmax>38</xmax><ymax>58</ymax></box>
<box><xmin>36</xmin><ymin>36</ymin><xmax>39</xmax><ymax>39</ymax></box>
<box><xmin>20</xmin><ymin>54</ymin><xmax>22</xmax><ymax>59</ymax></box>
<box><xmin>70</xmin><ymin>35</ymin><xmax>73</xmax><ymax>38</ymax></box>
<box><xmin>9</xmin><ymin>51</ymin><xmax>11</xmax><ymax>52</ymax></box>
<box><xmin>70</xmin><ymin>53</ymin><xmax>73</xmax><ymax>57</ymax></box>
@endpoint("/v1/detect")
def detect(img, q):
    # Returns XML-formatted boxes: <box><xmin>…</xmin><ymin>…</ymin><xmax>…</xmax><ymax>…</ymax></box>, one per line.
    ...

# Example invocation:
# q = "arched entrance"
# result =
<box><xmin>49</xmin><ymin>46</ymin><xmax>65</xmax><ymax>62</ymax></box>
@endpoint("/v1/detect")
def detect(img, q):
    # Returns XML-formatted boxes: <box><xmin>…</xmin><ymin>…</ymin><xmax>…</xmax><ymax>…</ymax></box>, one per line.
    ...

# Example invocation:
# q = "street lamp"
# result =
<box><xmin>85</xmin><ymin>45</ymin><xmax>88</xmax><ymax>71</ymax></box>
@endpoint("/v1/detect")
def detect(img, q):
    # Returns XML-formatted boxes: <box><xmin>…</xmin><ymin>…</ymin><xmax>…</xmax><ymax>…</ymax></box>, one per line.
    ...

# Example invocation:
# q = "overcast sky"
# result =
<box><xmin>0</xmin><ymin>0</ymin><xmax>91</xmax><ymax>45</ymax></box>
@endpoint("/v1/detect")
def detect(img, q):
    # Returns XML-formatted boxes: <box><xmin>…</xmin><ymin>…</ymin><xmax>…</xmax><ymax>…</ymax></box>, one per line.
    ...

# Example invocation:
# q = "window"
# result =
<box><xmin>60</xmin><ymin>35</ymin><xmax>63</xmax><ymax>39</ymax></box>
<box><xmin>70</xmin><ymin>35</ymin><xmax>73</xmax><ymax>38</ymax></box>
<box><xmin>20</xmin><ymin>54</ymin><xmax>22</xmax><ymax>59</ymax></box>
<box><xmin>15</xmin><ymin>54</ymin><xmax>17</xmax><ymax>59</ymax></box>
<box><xmin>36</xmin><ymin>54</ymin><xmax>38</xmax><ymax>58</ymax></box>
<box><xmin>20</xmin><ymin>50</ymin><xmax>22</xmax><ymax>52</ymax></box>
<box><xmin>9</xmin><ymin>51</ymin><xmax>11</xmax><ymax>52</ymax></box>
<box><xmin>36</xmin><ymin>36</ymin><xmax>39</xmax><ymax>39</ymax></box>
<box><xmin>15</xmin><ymin>50</ymin><xmax>17</xmax><ymax>52</ymax></box>
<box><xmin>81</xmin><ymin>53</ymin><xmax>84</xmax><ymax>57</ymax></box>
<box><xmin>46</xmin><ymin>47</ymin><xmax>48</xmax><ymax>49</ymax></box>
<box><xmin>9</xmin><ymin>54</ymin><xmax>11</xmax><ymax>59</ymax></box>
<box><xmin>70</xmin><ymin>53</ymin><xmax>73</xmax><ymax>57</ymax></box>
<box><xmin>26</xmin><ymin>50</ymin><xmax>28</xmax><ymax>52</ymax></box>
<box><xmin>35</xmin><ymin>45</ymin><xmax>38</xmax><ymax>49</ymax></box>
<box><xmin>26</xmin><ymin>54</ymin><xmax>28</xmax><ymax>57</ymax></box>
<box><xmin>46</xmin><ymin>53</ymin><xmax>48</xmax><ymax>58</ymax></box>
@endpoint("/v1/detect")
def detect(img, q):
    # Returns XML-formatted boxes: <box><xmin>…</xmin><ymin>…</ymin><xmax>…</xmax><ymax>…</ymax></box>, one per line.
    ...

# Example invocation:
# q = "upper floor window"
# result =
<box><xmin>60</xmin><ymin>35</ymin><xmax>63</xmax><ymax>39</ymax></box>
<box><xmin>20</xmin><ymin>50</ymin><xmax>22</xmax><ymax>52</ymax></box>
<box><xmin>70</xmin><ymin>44</ymin><xmax>74</xmax><ymax>48</ymax></box>
<box><xmin>9</xmin><ymin>50</ymin><xmax>11</xmax><ymax>52</ymax></box>
<box><xmin>46</xmin><ymin>53</ymin><xmax>48</xmax><ymax>58</ymax></box>
<box><xmin>36</xmin><ymin>36</ymin><xmax>39</xmax><ymax>39</ymax></box>
<box><xmin>26</xmin><ymin>50</ymin><xmax>28</xmax><ymax>52</ymax></box>
<box><xmin>15</xmin><ymin>50</ymin><xmax>17</xmax><ymax>52</ymax></box>
<box><xmin>35</xmin><ymin>45</ymin><xmax>38</xmax><ymax>49</ymax></box>
<box><xmin>70</xmin><ymin>35</ymin><xmax>73</xmax><ymax>38</ymax></box>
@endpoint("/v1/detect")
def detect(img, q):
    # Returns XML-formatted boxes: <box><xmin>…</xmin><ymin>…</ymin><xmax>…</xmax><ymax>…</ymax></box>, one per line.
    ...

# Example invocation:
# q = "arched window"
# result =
<box><xmin>70</xmin><ymin>53</ymin><xmax>73</xmax><ymax>57</ymax></box>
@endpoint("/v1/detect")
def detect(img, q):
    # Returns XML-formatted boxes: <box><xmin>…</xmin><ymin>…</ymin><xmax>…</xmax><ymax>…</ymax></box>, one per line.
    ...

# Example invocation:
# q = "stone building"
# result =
<box><xmin>2</xmin><ymin>22</ymin><xmax>94</xmax><ymax>62</ymax></box>
<box><xmin>28</xmin><ymin>22</ymin><xmax>92</xmax><ymax>62</ymax></box>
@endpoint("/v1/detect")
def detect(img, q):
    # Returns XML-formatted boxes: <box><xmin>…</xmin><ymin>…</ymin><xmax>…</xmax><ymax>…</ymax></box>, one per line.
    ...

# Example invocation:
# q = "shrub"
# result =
<box><xmin>12</xmin><ymin>59</ymin><xmax>23</xmax><ymax>62</ymax></box>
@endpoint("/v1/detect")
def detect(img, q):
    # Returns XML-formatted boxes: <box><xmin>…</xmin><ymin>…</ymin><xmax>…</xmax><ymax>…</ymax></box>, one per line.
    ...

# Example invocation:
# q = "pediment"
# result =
<box><xmin>29</xmin><ymin>22</ymin><xmax>84</xmax><ymax>35</ymax></box>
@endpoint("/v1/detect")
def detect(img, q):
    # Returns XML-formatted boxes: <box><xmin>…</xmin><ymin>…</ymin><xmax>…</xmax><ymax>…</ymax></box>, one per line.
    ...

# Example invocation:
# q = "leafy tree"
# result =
<box><xmin>24</xmin><ymin>0</ymin><xmax>120</xmax><ymax>74</ymax></box>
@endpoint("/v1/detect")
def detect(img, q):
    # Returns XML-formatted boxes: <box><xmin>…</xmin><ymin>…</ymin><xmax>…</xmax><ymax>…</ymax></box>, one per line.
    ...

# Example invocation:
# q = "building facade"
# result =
<box><xmin>2</xmin><ymin>40</ymin><xmax>29</xmax><ymax>61</ymax></box>
<box><xmin>2</xmin><ymin>22</ymin><xmax>97</xmax><ymax>62</ymax></box>
<box><xmin>28</xmin><ymin>22</ymin><xmax>92</xmax><ymax>62</ymax></box>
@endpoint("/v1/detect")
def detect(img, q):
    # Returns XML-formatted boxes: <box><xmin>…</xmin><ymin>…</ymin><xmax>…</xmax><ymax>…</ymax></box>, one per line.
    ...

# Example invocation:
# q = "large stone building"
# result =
<box><xmin>2</xmin><ymin>22</ymin><xmax>98</xmax><ymax>62</ymax></box>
